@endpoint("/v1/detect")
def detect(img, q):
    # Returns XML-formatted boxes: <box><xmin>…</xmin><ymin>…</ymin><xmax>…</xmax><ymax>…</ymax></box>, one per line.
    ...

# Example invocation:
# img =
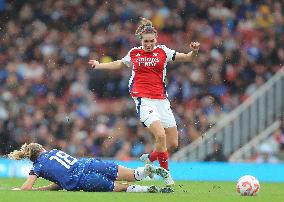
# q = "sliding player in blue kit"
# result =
<box><xmin>8</xmin><ymin>143</ymin><xmax>173</xmax><ymax>193</ymax></box>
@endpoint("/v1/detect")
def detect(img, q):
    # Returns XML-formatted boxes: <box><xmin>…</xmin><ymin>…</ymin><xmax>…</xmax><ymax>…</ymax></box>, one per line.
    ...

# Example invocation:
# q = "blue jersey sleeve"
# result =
<box><xmin>29</xmin><ymin>162</ymin><xmax>42</xmax><ymax>177</ymax></box>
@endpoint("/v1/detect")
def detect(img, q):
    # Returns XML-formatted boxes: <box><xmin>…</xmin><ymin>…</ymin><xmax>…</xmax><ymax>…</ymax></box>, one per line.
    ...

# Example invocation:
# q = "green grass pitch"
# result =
<box><xmin>0</xmin><ymin>178</ymin><xmax>283</xmax><ymax>202</ymax></box>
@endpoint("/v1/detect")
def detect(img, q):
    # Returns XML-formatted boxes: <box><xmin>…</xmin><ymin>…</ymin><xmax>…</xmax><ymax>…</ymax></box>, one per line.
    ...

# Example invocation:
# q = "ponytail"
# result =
<box><xmin>8</xmin><ymin>143</ymin><xmax>43</xmax><ymax>162</ymax></box>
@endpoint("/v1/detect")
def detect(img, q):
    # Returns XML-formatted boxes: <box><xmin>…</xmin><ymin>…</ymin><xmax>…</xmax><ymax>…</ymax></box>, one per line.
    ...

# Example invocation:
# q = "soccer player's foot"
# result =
<box><xmin>147</xmin><ymin>185</ymin><xmax>160</xmax><ymax>193</ymax></box>
<box><xmin>160</xmin><ymin>187</ymin><xmax>175</xmax><ymax>193</ymax></box>
<box><xmin>164</xmin><ymin>173</ymin><xmax>175</xmax><ymax>187</ymax></box>
<box><xmin>145</xmin><ymin>164</ymin><xmax>155</xmax><ymax>179</ymax></box>
<box><xmin>141</xmin><ymin>154</ymin><xmax>154</xmax><ymax>178</ymax></box>
<box><xmin>140</xmin><ymin>154</ymin><xmax>152</xmax><ymax>164</ymax></box>
<box><xmin>154</xmin><ymin>167</ymin><xmax>175</xmax><ymax>187</ymax></box>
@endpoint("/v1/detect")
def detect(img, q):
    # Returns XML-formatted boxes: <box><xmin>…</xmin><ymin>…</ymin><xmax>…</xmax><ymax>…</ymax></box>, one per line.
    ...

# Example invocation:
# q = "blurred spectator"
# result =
<box><xmin>273</xmin><ymin>117</ymin><xmax>284</xmax><ymax>153</ymax></box>
<box><xmin>254</xmin><ymin>143</ymin><xmax>279</xmax><ymax>163</ymax></box>
<box><xmin>247</xmin><ymin>117</ymin><xmax>284</xmax><ymax>162</ymax></box>
<box><xmin>244</xmin><ymin>75</ymin><xmax>265</xmax><ymax>97</ymax></box>
<box><xmin>204</xmin><ymin>142</ymin><xmax>227</xmax><ymax>162</ymax></box>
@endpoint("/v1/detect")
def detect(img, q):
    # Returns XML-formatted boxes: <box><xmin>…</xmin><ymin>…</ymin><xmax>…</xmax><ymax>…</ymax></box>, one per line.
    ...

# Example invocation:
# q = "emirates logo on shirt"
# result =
<box><xmin>136</xmin><ymin>57</ymin><xmax>160</xmax><ymax>67</ymax></box>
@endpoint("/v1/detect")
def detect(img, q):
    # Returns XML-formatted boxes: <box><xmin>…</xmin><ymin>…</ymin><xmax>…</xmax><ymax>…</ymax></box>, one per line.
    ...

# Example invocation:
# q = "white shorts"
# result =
<box><xmin>133</xmin><ymin>97</ymin><xmax>177</xmax><ymax>128</ymax></box>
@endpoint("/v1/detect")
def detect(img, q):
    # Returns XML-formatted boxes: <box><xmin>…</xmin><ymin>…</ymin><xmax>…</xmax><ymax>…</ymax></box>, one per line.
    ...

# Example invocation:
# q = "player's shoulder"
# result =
<box><xmin>156</xmin><ymin>45</ymin><xmax>176</xmax><ymax>57</ymax></box>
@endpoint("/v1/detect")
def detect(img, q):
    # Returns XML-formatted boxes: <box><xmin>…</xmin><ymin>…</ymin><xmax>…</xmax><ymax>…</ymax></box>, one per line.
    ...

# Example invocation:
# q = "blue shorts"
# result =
<box><xmin>79</xmin><ymin>159</ymin><xmax>118</xmax><ymax>192</ymax></box>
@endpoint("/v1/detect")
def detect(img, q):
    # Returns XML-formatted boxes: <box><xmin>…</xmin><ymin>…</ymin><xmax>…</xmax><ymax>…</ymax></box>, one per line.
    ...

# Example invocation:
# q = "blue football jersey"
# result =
<box><xmin>30</xmin><ymin>149</ymin><xmax>88</xmax><ymax>191</ymax></box>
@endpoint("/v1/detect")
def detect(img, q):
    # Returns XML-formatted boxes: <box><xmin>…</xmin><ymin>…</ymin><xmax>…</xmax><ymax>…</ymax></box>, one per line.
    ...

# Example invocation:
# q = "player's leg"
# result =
<box><xmin>145</xmin><ymin>98</ymin><xmax>178</xmax><ymax>171</ymax></box>
<box><xmin>114</xmin><ymin>166</ymin><xmax>171</xmax><ymax>193</ymax></box>
<box><xmin>164</xmin><ymin>126</ymin><xmax>178</xmax><ymax>153</ymax></box>
<box><xmin>159</xmin><ymin>98</ymin><xmax>178</xmax><ymax>153</ymax></box>
<box><xmin>80</xmin><ymin>172</ymin><xmax>115</xmax><ymax>192</ymax></box>
<box><xmin>147</xmin><ymin>120</ymin><xmax>169</xmax><ymax>170</ymax></box>
<box><xmin>140</xmin><ymin>126</ymin><xmax>178</xmax><ymax>186</ymax></box>
<box><xmin>134</xmin><ymin>98</ymin><xmax>168</xmax><ymax>168</ymax></box>
<box><xmin>86</xmin><ymin>159</ymin><xmax>119</xmax><ymax>181</ymax></box>
<box><xmin>113</xmin><ymin>182</ymin><xmax>160</xmax><ymax>193</ymax></box>
<box><xmin>154</xmin><ymin>99</ymin><xmax>177</xmax><ymax>186</ymax></box>
<box><xmin>86</xmin><ymin>159</ymin><xmax>153</xmax><ymax>182</ymax></box>
<box><xmin>116</xmin><ymin>165</ymin><xmax>154</xmax><ymax>181</ymax></box>
<box><xmin>117</xmin><ymin>164</ymin><xmax>175</xmax><ymax>188</ymax></box>
<box><xmin>80</xmin><ymin>162</ymin><xmax>170</xmax><ymax>192</ymax></box>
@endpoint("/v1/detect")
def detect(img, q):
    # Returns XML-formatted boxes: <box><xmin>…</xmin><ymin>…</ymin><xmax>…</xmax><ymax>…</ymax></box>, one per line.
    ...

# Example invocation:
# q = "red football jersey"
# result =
<box><xmin>122</xmin><ymin>45</ymin><xmax>176</xmax><ymax>99</ymax></box>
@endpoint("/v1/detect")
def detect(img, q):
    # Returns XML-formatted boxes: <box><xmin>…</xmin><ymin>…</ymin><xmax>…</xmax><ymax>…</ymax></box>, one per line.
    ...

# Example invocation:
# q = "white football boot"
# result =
<box><xmin>147</xmin><ymin>185</ymin><xmax>174</xmax><ymax>193</ymax></box>
<box><xmin>160</xmin><ymin>187</ymin><xmax>175</xmax><ymax>193</ymax></box>
<box><xmin>140</xmin><ymin>154</ymin><xmax>154</xmax><ymax>178</ymax></box>
<box><xmin>147</xmin><ymin>185</ymin><xmax>160</xmax><ymax>193</ymax></box>
<box><xmin>154</xmin><ymin>167</ymin><xmax>175</xmax><ymax>187</ymax></box>
<box><xmin>145</xmin><ymin>164</ymin><xmax>155</xmax><ymax>179</ymax></box>
<box><xmin>140</xmin><ymin>154</ymin><xmax>152</xmax><ymax>164</ymax></box>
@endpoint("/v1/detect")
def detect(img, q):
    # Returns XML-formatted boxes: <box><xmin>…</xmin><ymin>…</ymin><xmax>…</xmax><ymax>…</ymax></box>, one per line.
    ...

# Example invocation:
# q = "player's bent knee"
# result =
<box><xmin>155</xmin><ymin>132</ymin><xmax>166</xmax><ymax>142</ymax></box>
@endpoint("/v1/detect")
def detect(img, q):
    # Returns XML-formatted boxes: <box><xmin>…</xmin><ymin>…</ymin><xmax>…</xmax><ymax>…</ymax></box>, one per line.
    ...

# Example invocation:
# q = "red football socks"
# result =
<box><xmin>149</xmin><ymin>150</ymin><xmax>159</xmax><ymax>162</ymax></box>
<box><xmin>157</xmin><ymin>150</ymin><xmax>169</xmax><ymax>170</ymax></box>
<box><xmin>149</xmin><ymin>150</ymin><xmax>169</xmax><ymax>170</ymax></box>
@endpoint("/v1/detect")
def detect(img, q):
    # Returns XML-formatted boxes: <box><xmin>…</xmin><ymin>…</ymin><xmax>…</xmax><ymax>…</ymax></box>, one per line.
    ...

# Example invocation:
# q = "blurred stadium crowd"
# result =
<box><xmin>0</xmin><ymin>0</ymin><xmax>284</xmax><ymax>160</ymax></box>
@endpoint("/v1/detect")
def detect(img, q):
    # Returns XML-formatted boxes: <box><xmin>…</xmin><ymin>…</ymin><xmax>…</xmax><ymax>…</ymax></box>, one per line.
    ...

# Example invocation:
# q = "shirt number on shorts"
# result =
<box><xmin>49</xmin><ymin>151</ymin><xmax>78</xmax><ymax>169</ymax></box>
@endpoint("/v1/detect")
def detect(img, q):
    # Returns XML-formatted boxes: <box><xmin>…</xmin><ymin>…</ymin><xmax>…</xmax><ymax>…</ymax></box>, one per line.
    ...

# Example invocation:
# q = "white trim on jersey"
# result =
<box><xmin>128</xmin><ymin>69</ymin><xmax>135</xmax><ymax>92</ymax></box>
<box><xmin>121</xmin><ymin>47</ymin><xmax>136</xmax><ymax>67</ymax></box>
<box><xmin>162</xmin><ymin>61</ymin><xmax>168</xmax><ymax>97</ymax></box>
<box><xmin>157</xmin><ymin>45</ymin><xmax>175</xmax><ymax>62</ymax></box>
<box><xmin>158</xmin><ymin>45</ymin><xmax>175</xmax><ymax>97</ymax></box>
<box><xmin>122</xmin><ymin>47</ymin><xmax>139</xmax><ymax>92</ymax></box>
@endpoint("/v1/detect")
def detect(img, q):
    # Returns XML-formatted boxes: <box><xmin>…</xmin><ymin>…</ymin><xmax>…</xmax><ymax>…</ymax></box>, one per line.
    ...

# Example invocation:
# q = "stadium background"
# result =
<box><xmin>0</xmin><ymin>0</ymin><xmax>284</xmax><ymax>184</ymax></box>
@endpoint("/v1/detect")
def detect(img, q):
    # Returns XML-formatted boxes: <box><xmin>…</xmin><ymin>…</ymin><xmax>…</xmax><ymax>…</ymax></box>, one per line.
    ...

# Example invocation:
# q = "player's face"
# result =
<box><xmin>141</xmin><ymin>33</ymin><xmax>157</xmax><ymax>52</ymax></box>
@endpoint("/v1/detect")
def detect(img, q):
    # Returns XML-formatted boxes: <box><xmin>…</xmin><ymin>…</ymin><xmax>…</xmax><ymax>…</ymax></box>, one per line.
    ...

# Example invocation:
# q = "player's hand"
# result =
<box><xmin>88</xmin><ymin>60</ymin><xmax>100</xmax><ymax>68</ymax></box>
<box><xmin>189</xmin><ymin>42</ymin><xmax>200</xmax><ymax>52</ymax></box>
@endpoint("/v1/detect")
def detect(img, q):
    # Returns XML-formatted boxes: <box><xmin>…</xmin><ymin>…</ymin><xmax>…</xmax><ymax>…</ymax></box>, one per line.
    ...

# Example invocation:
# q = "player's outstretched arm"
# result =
<box><xmin>175</xmin><ymin>41</ymin><xmax>200</xmax><ymax>62</ymax></box>
<box><xmin>20</xmin><ymin>175</ymin><xmax>37</xmax><ymax>190</ymax></box>
<box><xmin>88</xmin><ymin>59</ymin><xmax>125</xmax><ymax>70</ymax></box>
<box><xmin>16</xmin><ymin>175</ymin><xmax>62</xmax><ymax>191</ymax></box>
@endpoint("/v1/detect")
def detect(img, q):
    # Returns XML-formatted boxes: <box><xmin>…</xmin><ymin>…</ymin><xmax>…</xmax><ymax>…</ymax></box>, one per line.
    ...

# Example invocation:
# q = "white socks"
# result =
<box><xmin>134</xmin><ymin>167</ymin><xmax>147</xmax><ymax>181</ymax></box>
<box><xmin>126</xmin><ymin>185</ymin><xmax>149</xmax><ymax>193</ymax></box>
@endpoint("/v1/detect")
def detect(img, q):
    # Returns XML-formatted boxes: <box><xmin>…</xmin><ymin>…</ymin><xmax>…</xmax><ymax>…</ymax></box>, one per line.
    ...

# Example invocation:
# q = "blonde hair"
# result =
<box><xmin>8</xmin><ymin>143</ymin><xmax>44</xmax><ymax>162</ymax></box>
<box><xmin>135</xmin><ymin>17</ymin><xmax>157</xmax><ymax>40</ymax></box>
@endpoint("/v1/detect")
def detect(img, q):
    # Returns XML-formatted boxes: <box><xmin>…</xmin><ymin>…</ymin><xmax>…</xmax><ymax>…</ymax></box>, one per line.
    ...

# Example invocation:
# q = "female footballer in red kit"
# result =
<box><xmin>89</xmin><ymin>18</ymin><xmax>200</xmax><ymax>186</ymax></box>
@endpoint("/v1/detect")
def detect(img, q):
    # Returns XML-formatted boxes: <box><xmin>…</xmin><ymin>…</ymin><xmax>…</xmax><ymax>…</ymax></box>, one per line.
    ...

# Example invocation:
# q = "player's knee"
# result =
<box><xmin>155</xmin><ymin>132</ymin><xmax>166</xmax><ymax>143</ymax></box>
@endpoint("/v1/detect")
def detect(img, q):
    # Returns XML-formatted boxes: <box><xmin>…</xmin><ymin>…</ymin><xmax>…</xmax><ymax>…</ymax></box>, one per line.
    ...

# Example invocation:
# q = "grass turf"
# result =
<box><xmin>0</xmin><ymin>178</ymin><xmax>283</xmax><ymax>202</ymax></box>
